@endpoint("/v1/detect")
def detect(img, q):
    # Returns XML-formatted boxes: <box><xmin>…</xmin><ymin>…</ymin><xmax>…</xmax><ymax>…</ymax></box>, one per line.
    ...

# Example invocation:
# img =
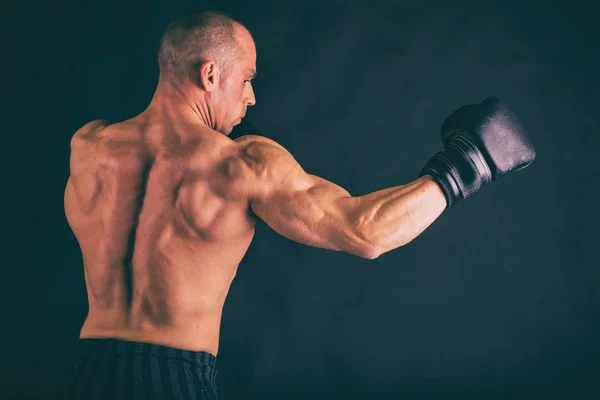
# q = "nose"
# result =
<box><xmin>246</xmin><ymin>84</ymin><xmax>256</xmax><ymax>107</ymax></box>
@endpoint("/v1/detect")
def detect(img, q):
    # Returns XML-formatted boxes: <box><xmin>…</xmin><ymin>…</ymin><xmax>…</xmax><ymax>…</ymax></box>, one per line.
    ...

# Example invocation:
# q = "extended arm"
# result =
<box><xmin>238</xmin><ymin>97</ymin><xmax>535</xmax><ymax>259</ymax></box>
<box><xmin>238</xmin><ymin>135</ymin><xmax>446</xmax><ymax>259</ymax></box>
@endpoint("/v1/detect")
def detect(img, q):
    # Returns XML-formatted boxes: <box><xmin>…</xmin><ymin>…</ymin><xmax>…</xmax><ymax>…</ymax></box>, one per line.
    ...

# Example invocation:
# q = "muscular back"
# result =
<box><xmin>64</xmin><ymin>119</ymin><xmax>258</xmax><ymax>354</ymax></box>
<box><xmin>64</xmin><ymin>113</ymin><xmax>428</xmax><ymax>355</ymax></box>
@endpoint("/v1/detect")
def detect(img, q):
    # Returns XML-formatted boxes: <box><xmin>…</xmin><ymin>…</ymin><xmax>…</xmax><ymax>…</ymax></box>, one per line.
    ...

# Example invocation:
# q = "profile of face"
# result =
<box><xmin>211</xmin><ymin>25</ymin><xmax>257</xmax><ymax>135</ymax></box>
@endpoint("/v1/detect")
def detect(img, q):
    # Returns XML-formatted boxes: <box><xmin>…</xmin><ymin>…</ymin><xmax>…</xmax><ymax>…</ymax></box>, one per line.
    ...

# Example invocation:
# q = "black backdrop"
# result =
<box><xmin>4</xmin><ymin>0</ymin><xmax>599</xmax><ymax>399</ymax></box>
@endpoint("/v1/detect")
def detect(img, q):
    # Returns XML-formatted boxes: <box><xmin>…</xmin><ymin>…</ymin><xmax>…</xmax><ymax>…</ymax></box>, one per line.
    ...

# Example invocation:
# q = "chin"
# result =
<box><xmin>214</xmin><ymin>124</ymin><xmax>232</xmax><ymax>135</ymax></box>
<box><xmin>227</xmin><ymin>120</ymin><xmax>241</xmax><ymax>134</ymax></box>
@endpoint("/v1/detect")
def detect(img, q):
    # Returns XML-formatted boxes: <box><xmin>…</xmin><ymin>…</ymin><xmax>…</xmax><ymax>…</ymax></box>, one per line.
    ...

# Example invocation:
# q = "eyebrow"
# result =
<box><xmin>245</xmin><ymin>69</ymin><xmax>257</xmax><ymax>78</ymax></box>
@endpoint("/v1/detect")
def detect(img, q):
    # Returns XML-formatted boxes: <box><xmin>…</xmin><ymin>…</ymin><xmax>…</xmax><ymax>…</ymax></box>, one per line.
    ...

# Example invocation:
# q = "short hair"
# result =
<box><xmin>157</xmin><ymin>8</ymin><xmax>243</xmax><ymax>83</ymax></box>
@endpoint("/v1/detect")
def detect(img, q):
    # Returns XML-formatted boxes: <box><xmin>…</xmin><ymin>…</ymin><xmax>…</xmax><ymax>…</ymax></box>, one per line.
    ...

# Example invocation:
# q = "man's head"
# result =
<box><xmin>157</xmin><ymin>8</ymin><xmax>256</xmax><ymax>135</ymax></box>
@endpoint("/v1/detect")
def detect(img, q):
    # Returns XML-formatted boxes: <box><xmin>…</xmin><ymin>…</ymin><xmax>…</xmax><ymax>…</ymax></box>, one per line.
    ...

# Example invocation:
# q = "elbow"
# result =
<box><xmin>359</xmin><ymin>245</ymin><xmax>382</xmax><ymax>260</ymax></box>
<box><xmin>352</xmin><ymin>235</ymin><xmax>384</xmax><ymax>260</ymax></box>
<box><xmin>345</xmin><ymin>207</ymin><xmax>408</xmax><ymax>260</ymax></box>
<box><xmin>351</xmin><ymin>226</ymin><xmax>408</xmax><ymax>260</ymax></box>
<box><xmin>340</xmin><ymin>232</ymin><xmax>381</xmax><ymax>260</ymax></box>
<box><xmin>340</xmin><ymin>236</ymin><xmax>382</xmax><ymax>260</ymax></box>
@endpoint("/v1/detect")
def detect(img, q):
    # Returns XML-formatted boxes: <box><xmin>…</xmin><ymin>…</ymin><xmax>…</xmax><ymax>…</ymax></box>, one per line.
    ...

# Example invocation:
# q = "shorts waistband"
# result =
<box><xmin>77</xmin><ymin>338</ymin><xmax>217</xmax><ymax>371</ymax></box>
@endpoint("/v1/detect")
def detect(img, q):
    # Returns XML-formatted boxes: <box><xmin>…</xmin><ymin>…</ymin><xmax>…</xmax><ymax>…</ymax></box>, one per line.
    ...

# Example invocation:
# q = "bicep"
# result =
<box><xmin>243</xmin><ymin>138</ymin><xmax>370</xmax><ymax>257</ymax></box>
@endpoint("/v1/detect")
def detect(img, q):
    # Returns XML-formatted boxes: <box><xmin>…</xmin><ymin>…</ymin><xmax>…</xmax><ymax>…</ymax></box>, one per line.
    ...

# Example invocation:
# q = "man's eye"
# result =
<box><xmin>244</xmin><ymin>80</ymin><xmax>253</xmax><ymax>84</ymax></box>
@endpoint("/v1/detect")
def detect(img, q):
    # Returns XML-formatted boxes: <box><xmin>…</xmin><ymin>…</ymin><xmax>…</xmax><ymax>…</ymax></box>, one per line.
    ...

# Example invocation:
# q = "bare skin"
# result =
<box><xmin>64</xmin><ymin>23</ymin><xmax>447</xmax><ymax>357</ymax></box>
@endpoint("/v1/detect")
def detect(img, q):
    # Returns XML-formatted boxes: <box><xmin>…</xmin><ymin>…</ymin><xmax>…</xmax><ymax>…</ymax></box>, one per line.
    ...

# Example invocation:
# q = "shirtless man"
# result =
<box><xmin>62</xmin><ymin>8</ymin><xmax>536</xmax><ymax>400</ymax></box>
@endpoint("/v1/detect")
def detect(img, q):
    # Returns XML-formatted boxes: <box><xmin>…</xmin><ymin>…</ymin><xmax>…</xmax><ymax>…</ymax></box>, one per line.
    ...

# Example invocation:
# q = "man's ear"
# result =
<box><xmin>198</xmin><ymin>61</ymin><xmax>217</xmax><ymax>91</ymax></box>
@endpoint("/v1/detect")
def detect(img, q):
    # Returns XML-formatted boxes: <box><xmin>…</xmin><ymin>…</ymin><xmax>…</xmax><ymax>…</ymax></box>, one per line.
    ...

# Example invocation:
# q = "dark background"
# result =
<box><xmin>4</xmin><ymin>0</ymin><xmax>599</xmax><ymax>398</ymax></box>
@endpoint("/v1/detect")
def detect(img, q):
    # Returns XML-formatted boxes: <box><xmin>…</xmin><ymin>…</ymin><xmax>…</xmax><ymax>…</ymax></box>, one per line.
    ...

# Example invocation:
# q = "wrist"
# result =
<box><xmin>419</xmin><ymin>163</ymin><xmax>457</xmax><ymax>208</ymax></box>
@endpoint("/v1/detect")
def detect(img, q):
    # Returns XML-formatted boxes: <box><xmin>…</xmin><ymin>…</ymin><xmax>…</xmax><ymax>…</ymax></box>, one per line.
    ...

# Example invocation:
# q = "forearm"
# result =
<box><xmin>353</xmin><ymin>175</ymin><xmax>447</xmax><ymax>257</ymax></box>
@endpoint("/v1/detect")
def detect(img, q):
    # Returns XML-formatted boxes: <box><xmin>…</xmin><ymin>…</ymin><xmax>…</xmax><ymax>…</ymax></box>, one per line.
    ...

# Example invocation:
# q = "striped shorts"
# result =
<box><xmin>61</xmin><ymin>338</ymin><xmax>219</xmax><ymax>399</ymax></box>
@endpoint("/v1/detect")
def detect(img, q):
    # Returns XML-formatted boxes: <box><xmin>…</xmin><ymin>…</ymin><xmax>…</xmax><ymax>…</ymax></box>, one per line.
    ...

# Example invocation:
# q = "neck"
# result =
<box><xmin>145</xmin><ymin>79</ymin><xmax>216</xmax><ymax>131</ymax></box>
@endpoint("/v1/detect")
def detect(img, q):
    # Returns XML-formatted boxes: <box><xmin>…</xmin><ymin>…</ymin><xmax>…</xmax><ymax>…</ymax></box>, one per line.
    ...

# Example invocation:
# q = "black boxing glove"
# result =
<box><xmin>420</xmin><ymin>97</ymin><xmax>536</xmax><ymax>207</ymax></box>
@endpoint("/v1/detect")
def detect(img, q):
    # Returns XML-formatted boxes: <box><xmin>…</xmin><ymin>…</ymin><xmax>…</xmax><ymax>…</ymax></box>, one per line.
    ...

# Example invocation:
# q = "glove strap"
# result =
<box><xmin>419</xmin><ymin>134</ymin><xmax>492</xmax><ymax>207</ymax></box>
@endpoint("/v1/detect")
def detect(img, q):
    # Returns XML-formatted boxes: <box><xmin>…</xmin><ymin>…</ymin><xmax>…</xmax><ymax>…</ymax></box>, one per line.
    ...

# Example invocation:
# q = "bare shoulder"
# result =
<box><xmin>234</xmin><ymin>133</ymin><xmax>291</xmax><ymax>156</ymax></box>
<box><xmin>71</xmin><ymin>120</ymin><xmax>111</xmax><ymax>141</ymax></box>
<box><xmin>68</xmin><ymin>120</ymin><xmax>109</xmax><ymax>163</ymax></box>
<box><xmin>233</xmin><ymin>134</ymin><xmax>296</xmax><ymax>172</ymax></box>
<box><xmin>233</xmin><ymin>134</ymin><xmax>312</xmax><ymax>200</ymax></box>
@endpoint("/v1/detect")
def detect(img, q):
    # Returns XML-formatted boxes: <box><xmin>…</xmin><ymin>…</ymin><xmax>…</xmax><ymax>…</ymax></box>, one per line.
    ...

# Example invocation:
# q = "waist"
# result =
<box><xmin>75</xmin><ymin>337</ymin><xmax>218</xmax><ymax>365</ymax></box>
<box><xmin>80</xmin><ymin>312</ymin><xmax>222</xmax><ymax>356</ymax></box>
